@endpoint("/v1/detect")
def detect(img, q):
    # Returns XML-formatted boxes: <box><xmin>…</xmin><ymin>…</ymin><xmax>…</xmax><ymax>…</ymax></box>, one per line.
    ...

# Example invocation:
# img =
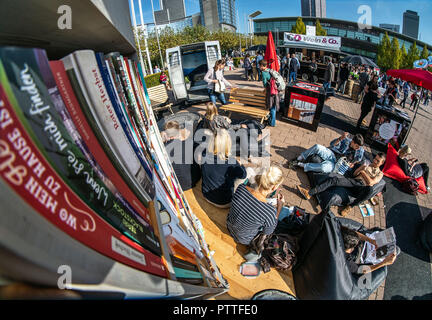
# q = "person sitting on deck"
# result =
<box><xmin>227</xmin><ymin>166</ymin><xmax>291</xmax><ymax>246</ymax></box>
<box><xmin>297</xmin><ymin>153</ymin><xmax>386</xmax><ymax>216</ymax></box>
<box><xmin>163</xmin><ymin>121</ymin><xmax>201</xmax><ymax>191</ymax></box>
<box><xmin>289</xmin><ymin>132</ymin><xmax>365</xmax><ymax>174</ymax></box>
<box><xmin>200</xmin><ymin>129</ymin><xmax>248</xmax><ymax>208</ymax></box>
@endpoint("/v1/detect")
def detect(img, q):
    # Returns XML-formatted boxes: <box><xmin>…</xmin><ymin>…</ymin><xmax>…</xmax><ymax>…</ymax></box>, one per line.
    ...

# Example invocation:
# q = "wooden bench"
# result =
<box><xmin>220</xmin><ymin>88</ymin><xmax>269</xmax><ymax>124</ymax></box>
<box><xmin>147</xmin><ymin>84</ymin><xmax>174</xmax><ymax>115</ymax></box>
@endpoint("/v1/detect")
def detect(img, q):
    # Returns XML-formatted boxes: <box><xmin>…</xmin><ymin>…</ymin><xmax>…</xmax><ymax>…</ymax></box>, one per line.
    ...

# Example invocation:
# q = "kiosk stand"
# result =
<box><xmin>282</xmin><ymin>81</ymin><xmax>326</xmax><ymax>132</ymax></box>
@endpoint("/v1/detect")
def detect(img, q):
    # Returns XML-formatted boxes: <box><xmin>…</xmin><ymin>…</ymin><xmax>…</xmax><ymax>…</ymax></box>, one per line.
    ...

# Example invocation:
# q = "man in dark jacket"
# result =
<box><xmin>323</xmin><ymin>58</ymin><xmax>335</xmax><ymax>92</ymax></box>
<box><xmin>337</xmin><ymin>62</ymin><xmax>350</xmax><ymax>94</ymax></box>
<box><xmin>288</xmin><ymin>53</ymin><xmax>300</xmax><ymax>83</ymax></box>
<box><xmin>357</xmin><ymin>67</ymin><xmax>371</xmax><ymax>103</ymax></box>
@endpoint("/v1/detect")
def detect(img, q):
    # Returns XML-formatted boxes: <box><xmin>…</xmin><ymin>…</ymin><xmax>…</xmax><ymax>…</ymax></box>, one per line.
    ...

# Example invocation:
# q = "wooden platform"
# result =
<box><xmin>184</xmin><ymin>181</ymin><xmax>296</xmax><ymax>300</ymax></box>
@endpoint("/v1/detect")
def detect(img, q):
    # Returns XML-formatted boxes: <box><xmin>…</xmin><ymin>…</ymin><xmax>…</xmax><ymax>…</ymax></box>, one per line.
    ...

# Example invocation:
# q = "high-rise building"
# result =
<box><xmin>199</xmin><ymin>0</ymin><xmax>237</xmax><ymax>32</ymax></box>
<box><xmin>379</xmin><ymin>24</ymin><xmax>400</xmax><ymax>33</ymax></box>
<box><xmin>402</xmin><ymin>10</ymin><xmax>419</xmax><ymax>39</ymax></box>
<box><xmin>301</xmin><ymin>0</ymin><xmax>326</xmax><ymax>18</ymax></box>
<box><xmin>154</xmin><ymin>0</ymin><xmax>186</xmax><ymax>25</ymax></box>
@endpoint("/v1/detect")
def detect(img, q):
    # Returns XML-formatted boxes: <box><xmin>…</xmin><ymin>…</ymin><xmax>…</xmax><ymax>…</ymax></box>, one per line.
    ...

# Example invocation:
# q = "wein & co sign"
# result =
<box><xmin>284</xmin><ymin>33</ymin><xmax>342</xmax><ymax>49</ymax></box>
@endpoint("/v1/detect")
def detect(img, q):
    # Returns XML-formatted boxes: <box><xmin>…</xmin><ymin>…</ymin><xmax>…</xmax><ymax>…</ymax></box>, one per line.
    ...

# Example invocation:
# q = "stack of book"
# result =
<box><xmin>0</xmin><ymin>46</ymin><xmax>226</xmax><ymax>289</ymax></box>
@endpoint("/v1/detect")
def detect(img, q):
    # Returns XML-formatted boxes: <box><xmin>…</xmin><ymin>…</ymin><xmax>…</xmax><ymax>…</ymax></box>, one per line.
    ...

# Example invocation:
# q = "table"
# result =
<box><xmin>365</xmin><ymin>104</ymin><xmax>412</xmax><ymax>152</ymax></box>
<box><xmin>282</xmin><ymin>81</ymin><xmax>326</xmax><ymax>132</ymax></box>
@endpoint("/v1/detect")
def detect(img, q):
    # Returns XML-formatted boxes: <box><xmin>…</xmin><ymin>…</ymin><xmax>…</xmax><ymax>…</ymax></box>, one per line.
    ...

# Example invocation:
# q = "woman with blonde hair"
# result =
<box><xmin>398</xmin><ymin>145</ymin><xmax>430</xmax><ymax>190</ymax></box>
<box><xmin>204</xmin><ymin>59</ymin><xmax>234</xmax><ymax>106</ymax></box>
<box><xmin>201</xmin><ymin>129</ymin><xmax>247</xmax><ymax>208</ymax></box>
<box><xmin>203</xmin><ymin>102</ymin><xmax>248</xmax><ymax>132</ymax></box>
<box><xmin>227</xmin><ymin>166</ymin><xmax>289</xmax><ymax>245</ymax></box>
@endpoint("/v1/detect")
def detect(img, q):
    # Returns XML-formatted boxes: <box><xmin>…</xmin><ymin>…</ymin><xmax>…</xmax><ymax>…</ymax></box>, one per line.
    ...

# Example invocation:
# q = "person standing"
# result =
<box><xmin>256</xmin><ymin>51</ymin><xmax>264</xmax><ymax>81</ymax></box>
<box><xmin>259</xmin><ymin>59</ymin><xmax>280</xmax><ymax>127</ymax></box>
<box><xmin>424</xmin><ymin>90</ymin><xmax>430</xmax><ymax>106</ymax></box>
<box><xmin>309</xmin><ymin>58</ymin><xmax>318</xmax><ymax>83</ymax></box>
<box><xmin>400</xmin><ymin>81</ymin><xmax>411</xmax><ymax>109</ymax></box>
<box><xmin>288</xmin><ymin>53</ymin><xmax>300</xmax><ymax>83</ymax></box>
<box><xmin>281</xmin><ymin>53</ymin><xmax>290</xmax><ymax>80</ymax></box>
<box><xmin>356</xmin><ymin>82</ymin><xmax>380</xmax><ymax>130</ymax></box>
<box><xmin>409</xmin><ymin>87</ymin><xmax>421</xmax><ymax>111</ymax></box>
<box><xmin>243</xmin><ymin>54</ymin><xmax>253</xmax><ymax>81</ymax></box>
<box><xmin>204</xmin><ymin>59</ymin><xmax>234</xmax><ymax>106</ymax></box>
<box><xmin>153</xmin><ymin>65</ymin><xmax>161</xmax><ymax>73</ymax></box>
<box><xmin>336</xmin><ymin>62</ymin><xmax>349</xmax><ymax>94</ymax></box>
<box><xmin>357</xmin><ymin>67</ymin><xmax>370</xmax><ymax>103</ymax></box>
<box><xmin>323</xmin><ymin>57</ymin><xmax>335</xmax><ymax>92</ymax></box>
<box><xmin>384</xmin><ymin>80</ymin><xmax>398</xmax><ymax>107</ymax></box>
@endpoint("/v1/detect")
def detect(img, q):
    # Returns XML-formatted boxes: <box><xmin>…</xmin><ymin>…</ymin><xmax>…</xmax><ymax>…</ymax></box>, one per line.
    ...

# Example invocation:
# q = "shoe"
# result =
<box><xmin>369</xmin><ymin>196</ymin><xmax>378</xmax><ymax>206</ymax></box>
<box><xmin>340</xmin><ymin>206</ymin><xmax>352</xmax><ymax>217</ymax></box>
<box><xmin>297</xmin><ymin>186</ymin><xmax>311</xmax><ymax>200</ymax></box>
<box><xmin>288</xmin><ymin>159</ymin><xmax>299</xmax><ymax>169</ymax></box>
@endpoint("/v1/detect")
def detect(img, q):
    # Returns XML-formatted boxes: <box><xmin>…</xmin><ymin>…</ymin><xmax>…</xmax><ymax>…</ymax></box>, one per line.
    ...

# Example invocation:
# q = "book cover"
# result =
<box><xmin>0</xmin><ymin>80</ymin><xmax>167</xmax><ymax>278</ymax></box>
<box><xmin>0</xmin><ymin>46</ymin><xmax>161</xmax><ymax>256</ymax></box>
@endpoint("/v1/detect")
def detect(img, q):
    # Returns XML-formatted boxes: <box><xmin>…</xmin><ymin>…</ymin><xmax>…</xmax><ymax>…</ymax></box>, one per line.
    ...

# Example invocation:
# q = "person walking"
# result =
<box><xmin>288</xmin><ymin>53</ymin><xmax>300</xmax><ymax>83</ymax></box>
<box><xmin>259</xmin><ymin>59</ymin><xmax>280</xmax><ymax>127</ymax></box>
<box><xmin>424</xmin><ymin>90</ymin><xmax>430</xmax><ymax>106</ymax></box>
<box><xmin>357</xmin><ymin>67</ymin><xmax>370</xmax><ymax>103</ymax></box>
<box><xmin>281</xmin><ymin>53</ymin><xmax>290</xmax><ymax>80</ymax></box>
<box><xmin>384</xmin><ymin>80</ymin><xmax>398</xmax><ymax>107</ymax></box>
<box><xmin>409</xmin><ymin>88</ymin><xmax>421</xmax><ymax>111</ymax></box>
<box><xmin>323</xmin><ymin>57</ymin><xmax>335</xmax><ymax>92</ymax></box>
<box><xmin>204</xmin><ymin>59</ymin><xmax>234</xmax><ymax>106</ymax></box>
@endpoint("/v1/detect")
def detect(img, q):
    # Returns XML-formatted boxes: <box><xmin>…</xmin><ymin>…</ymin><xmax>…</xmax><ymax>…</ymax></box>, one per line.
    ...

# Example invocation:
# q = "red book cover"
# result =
<box><xmin>0</xmin><ymin>83</ymin><xmax>168</xmax><ymax>279</ymax></box>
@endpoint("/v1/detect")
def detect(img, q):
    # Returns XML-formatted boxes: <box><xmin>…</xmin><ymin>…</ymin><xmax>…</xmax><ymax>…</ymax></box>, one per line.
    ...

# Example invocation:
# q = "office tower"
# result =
<box><xmin>402</xmin><ymin>10</ymin><xmax>419</xmax><ymax>39</ymax></box>
<box><xmin>301</xmin><ymin>0</ymin><xmax>326</xmax><ymax>18</ymax></box>
<box><xmin>379</xmin><ymin>24</ymin><xmax>400</xmax><ymax>33</ymax></box>
<box><xmin>199</xmin><ymin>0</ymin><xmax>237</xmax><ymax>32</ymax></box>
<box><xmin>154</xmin><ymin>0</ymin><xmax>186</xmax><ymax>25</ymax></box>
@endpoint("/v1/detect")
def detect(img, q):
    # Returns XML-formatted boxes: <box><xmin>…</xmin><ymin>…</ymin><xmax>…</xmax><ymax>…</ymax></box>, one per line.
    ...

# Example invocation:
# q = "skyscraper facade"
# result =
<box><xmin>301</xmin><ymin>0</ymin><xmax>326</xmax><ymax>18</ymax></box>
<box><xmin>199</xmin><ymin>0</ymin><xmax>237</xmax><ymax>32</ymax></box>
<box><xmin>154</xmin><ymin>0</ymin><xmax>186</xmax><ymax>25</ymax></box>
<box><xmin>402</xmin><ymin>10</ymin><xmax>419</xmax><ymax>39</ymax></box>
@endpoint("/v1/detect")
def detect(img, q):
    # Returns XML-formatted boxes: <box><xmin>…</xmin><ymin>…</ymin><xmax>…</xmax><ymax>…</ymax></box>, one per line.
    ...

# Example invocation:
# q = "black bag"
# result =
<box><xmin>402</xmin><ymin>177</ymin><xmax>419</xmax><ymax>195</ymax></box>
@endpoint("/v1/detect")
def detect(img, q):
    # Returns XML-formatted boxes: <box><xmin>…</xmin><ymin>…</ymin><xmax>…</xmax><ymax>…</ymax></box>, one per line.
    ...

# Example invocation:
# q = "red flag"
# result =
<box><xmin>264</xmin><ymin>31</ymin><xmax>280</xmax><ymax>72</ymax></box>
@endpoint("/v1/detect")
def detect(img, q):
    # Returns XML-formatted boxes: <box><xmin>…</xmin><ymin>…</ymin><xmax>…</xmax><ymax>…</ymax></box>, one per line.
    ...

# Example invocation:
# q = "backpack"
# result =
<box><xmin>268</xmin><ymin>69</ymin><xmax>286</xmax><ymax>92</ymax></box>
<box><xmin>402</xmin><ymin>177</ymin><xmax>419</xmax><ymax>196</ymax></box>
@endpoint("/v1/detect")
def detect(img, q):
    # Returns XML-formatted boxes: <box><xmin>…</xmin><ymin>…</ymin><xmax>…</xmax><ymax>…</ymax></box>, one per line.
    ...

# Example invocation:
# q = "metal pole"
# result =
<box><xmin>150</xmin><ymin>0</ymin><xmax>165</xmax><ymax>70</ymax></box>
<box><xmin>138</xmin><ymin>0</ymin><xmax>153</xmax><ymax>74</ymax></box>
<box><xmin>130</xmin><ymin>0</ymin><xmax>146</xmax><ymax>76</ymax></box>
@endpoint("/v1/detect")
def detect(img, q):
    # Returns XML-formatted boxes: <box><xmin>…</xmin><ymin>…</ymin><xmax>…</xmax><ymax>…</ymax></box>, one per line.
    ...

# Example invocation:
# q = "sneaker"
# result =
<box><xmin>340</xmin><ymin>206</ymin><xmax>352</xmax><ymax>217</ymax></box>
<box><xmin>297</xmin><ymin>186</ymin><xmax>311</xmax><ymax>200</ymax></box>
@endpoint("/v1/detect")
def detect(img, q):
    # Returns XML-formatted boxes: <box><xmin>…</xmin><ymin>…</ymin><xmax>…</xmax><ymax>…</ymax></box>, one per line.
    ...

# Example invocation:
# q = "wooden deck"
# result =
<box><xmin>184</xmin><ymin>181</ymin><xmax>296</xmax><ymax>300</ymax></box>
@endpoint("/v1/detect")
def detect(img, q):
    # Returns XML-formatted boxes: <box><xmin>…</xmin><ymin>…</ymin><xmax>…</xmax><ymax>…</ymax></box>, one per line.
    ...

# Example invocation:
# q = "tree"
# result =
<box><xmin>420</xmin><ymin>44</ymin><xmax>429</xmax><ymax>60</ymax></box>
<box><xmin>291</xmin><ymin>17</ymin><xmax>306</xmax><ymax>34</ymax></box>
<box><xmin>390</xmin><ymin>37</ymin><xmax>401</xmax><ymax>70</ymax></box>
<box><xmin>400</xmin><ymin>43</ymin><xmax>408</xmax><ymax>69</ymax></box>
<box><xmin>315</xmin><ymin>19</ymin><xmax>327</xmax><ymax>36</ymax></box>
<box><xmin>406</xmin><ymin>41</ymin><xmax>420</xmax><ymax>69</ymax></box>
<box><xmin>377</xmin><ymin>32</ymin><xmax>392</xmax><ymax>71</ymax></box>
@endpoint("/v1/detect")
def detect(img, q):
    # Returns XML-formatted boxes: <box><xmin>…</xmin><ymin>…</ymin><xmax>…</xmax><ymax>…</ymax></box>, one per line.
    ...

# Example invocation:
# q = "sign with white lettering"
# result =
<box><xmin>284</xmin><ymin>32</ymin><xmax>342</xmax><ymax>49</ymax></box>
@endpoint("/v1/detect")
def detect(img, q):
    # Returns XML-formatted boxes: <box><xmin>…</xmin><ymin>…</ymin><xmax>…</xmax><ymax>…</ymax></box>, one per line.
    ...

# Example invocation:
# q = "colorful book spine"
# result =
<box><xmin>0</xmin><ymin>47</ymin><xmax>161</xmax><ymax>256</ymax></box>
<box><xmin>0</xmin><ymin>81</ymin><xmax>167</xmax><ymax>278</ymax></box>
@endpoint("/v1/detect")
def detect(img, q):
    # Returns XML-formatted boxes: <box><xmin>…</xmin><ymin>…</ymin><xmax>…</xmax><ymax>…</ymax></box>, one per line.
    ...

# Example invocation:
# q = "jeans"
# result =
<box><xmin>323</xmin><ymin>82</ymin><xmax>331</xmax><ymax>92</ymax></box>
<box><xmin>278</xmin><ymin>206</ymin><xmax>294</xmax><ymax>221</ymax></box>
<box><xmin>401</xmin><ymin>92</ymin><xmax>408</xmax><ymax>108</ymax></box>
<box><xmin>289</xmin><ymin>71</ymin><xmax>297</xmax><ymax>83</ymax></box>
<box><xmin>269</xmin><ymin>106</ymin><xmax>276</xmax><ymax>127</ymax></box>
<box><xmin>300</xmin><ymin>144</ymin><xmax>336</xmax><ymax>173</ymax></box>
<box><xmin>337</xmin><ymin>80</ymin><xmax>347</xmax><ymax>94</ymax></box>
<box><xmin>208</xmin><ymin>89</ymin><xmax>227</xmax><ymax>105</ymax></box>
<box><xmin>257</xmin><ymin>68</ymin><xmax>262</xmax><ymax>81</ymax></box>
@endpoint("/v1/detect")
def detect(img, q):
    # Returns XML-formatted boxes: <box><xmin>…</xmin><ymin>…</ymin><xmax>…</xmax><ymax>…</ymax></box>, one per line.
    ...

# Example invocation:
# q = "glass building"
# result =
<box><xmin>254</xmin><ymin>17</ymin><xmax>432</xmax><ymax>60</ymax></box>
<box><xmin>199</xmin><ymin>0</ymin><xmax>237</xmax><ymax>32</ymax></box>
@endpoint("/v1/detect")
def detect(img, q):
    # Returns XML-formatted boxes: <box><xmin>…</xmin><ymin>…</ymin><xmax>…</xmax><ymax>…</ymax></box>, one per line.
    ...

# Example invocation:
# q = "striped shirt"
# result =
<box><xmin>226</xmin><ymin>184</ymin><xmax>278</xmax><ymax>245</ymax></box>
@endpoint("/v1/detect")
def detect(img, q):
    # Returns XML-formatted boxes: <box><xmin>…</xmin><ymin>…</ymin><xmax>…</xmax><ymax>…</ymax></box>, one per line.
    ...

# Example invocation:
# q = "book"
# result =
<box><xmin>0</xmin><ymin>46</ymin><xmax>161</xmax><ymax>256</ymax></box>
<box><xmin>0</xmin><ymin>80</ymin><xmax>167</xmax><ymax>277</ymax></box>
<box><xmin>360</xmin><ymin>227</ymin><xmax>397</xmax><ymax>265</ymax></box>
<box><xmin>50</xmin><ymin>60</ymin><xmax>156</xmax><ymax>233</ymax></box>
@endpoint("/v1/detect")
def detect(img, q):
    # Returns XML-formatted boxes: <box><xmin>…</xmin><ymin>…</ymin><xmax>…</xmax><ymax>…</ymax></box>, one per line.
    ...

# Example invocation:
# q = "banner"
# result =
<box><xmin>284</xmin><ymin>32</ymin><xmax>341</xmax><ymax>49</ymax></box>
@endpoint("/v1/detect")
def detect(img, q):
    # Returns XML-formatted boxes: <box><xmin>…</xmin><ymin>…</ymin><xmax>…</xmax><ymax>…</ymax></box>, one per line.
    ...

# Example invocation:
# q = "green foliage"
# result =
<box><xmin>400</xmin><ymin>44</ymin><xmax>408</xmax><ymax>69</ymax></box>
<box><xmin>233</xmin><ymin>57</ymin><xmax>242</xmax><ymax>68</ymax></box>
<box><xmin>377</xmin><ymin>32</ymin><xmax>392</xmax><ymax>71</ymax></box>
<box><xmin>390</xmin><ymin>37</ymin><xmax>401</xmax><ymax>70</ymax></box>
<box><xmin>143</xmin><ymin>72</ymin><xmax>166</xmax><ymax>89</ymax></box>
<box><xmin>315</xmin><ymin>19</ymin><xmax>327</xmax><ymax>36</ymax></box>
<box><xmin>406</xmin><ymin>41</ymin><xmax>420</xmax><ymax>68</ymax></box>
<box><xmin>420</xmin><ymin>44</ymin><xmax>429</xmax><ymax>60</ymax></box>
<box><xmin>291</xmin><ymin>17</ymin><xmax>306</xmax><ymax>35</ymax></box>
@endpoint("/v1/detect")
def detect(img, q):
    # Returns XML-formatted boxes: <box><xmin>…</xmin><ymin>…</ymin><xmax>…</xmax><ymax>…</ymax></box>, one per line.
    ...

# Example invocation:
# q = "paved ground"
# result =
<box><xmin>169</xmin><ymin>68</ymin><xmax>432</xmax><ymax>300</ymax></box>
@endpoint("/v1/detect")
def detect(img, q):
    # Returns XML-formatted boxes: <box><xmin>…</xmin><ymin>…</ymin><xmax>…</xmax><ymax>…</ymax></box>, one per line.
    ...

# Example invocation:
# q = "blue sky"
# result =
<box><xmin>130</xmin><ymin>0</ymin><xmax>432</xmax><ymax>45</ymax></box>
